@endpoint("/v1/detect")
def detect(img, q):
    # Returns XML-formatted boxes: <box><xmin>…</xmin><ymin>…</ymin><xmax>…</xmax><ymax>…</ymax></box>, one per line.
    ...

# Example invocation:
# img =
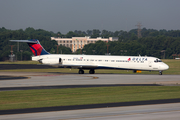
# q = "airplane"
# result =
<box><xmin>10</xmin><ymin>39</ymin><xmax>169</xmax><ymax>75</ymax></box>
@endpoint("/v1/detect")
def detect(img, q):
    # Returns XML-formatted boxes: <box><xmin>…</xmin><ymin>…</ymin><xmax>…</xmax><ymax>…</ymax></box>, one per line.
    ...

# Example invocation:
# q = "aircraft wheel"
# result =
<box><xmin>89</xmin><ymin>69</ymin><xmax>95</xmax><ymax>74</ymax></box>
<box><xmin>159</xmin><ymin>71</ymin><xmax>162</xmax><ymax>75</ymax></box>
<box><xmin>79</xmin><ymin>69</ymin><xmax>84</xmax><ymax>74</ymax></box>
<box><xmin>133</xmin><ymin>70</ymin><xmax>137</xmax><ymax>73</ymax></box>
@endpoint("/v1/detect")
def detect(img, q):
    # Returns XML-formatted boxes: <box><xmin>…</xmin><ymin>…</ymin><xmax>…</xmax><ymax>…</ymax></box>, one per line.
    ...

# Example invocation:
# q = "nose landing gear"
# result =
<box><xmin>159</xmin><ymin>71</ymin><xmax>162</xmax><ymax>75</ymax></box>
<box><xmin>78</xmin><ymin>69</ymin><xmax>95</xmax><ymax>74</ymax></box>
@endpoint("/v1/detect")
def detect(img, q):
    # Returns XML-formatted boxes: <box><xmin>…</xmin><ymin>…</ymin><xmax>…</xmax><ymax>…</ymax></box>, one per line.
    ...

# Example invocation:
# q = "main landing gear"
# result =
<box><xmin>159</xmin><ymin>71</ymin><xmax>163</xmax><ymax>75</ymax></box>
<box><xmin>89</xmin><ymin>69</ymin><xmax>95</xmax><ymax>74</ymax></box>
<box><xmin>78</xmin><ymin>69</ymin><xmax>84</xmax><ymax>74</ymax></box>
<box><xmin>78</xmin><ymin>69</ymin><xmax>95</xmax><ymax>74</ymax></box>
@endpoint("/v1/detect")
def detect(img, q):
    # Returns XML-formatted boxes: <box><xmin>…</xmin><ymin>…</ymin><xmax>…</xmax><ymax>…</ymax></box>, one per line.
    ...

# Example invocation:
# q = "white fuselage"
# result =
<box><xmin>32</xmin><ymin>54</ymin><xmax>169</xmax><ymax>71</ymax></box>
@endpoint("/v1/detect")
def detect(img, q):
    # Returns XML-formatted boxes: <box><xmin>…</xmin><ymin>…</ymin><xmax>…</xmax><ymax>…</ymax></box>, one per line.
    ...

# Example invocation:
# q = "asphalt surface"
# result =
<box><xmin>0</xmin><ymin>74</ymin><xmax>179</xmax><ymax>88</ymax></box>
<box><xmin>0</xmin><ymin>64</ymin><xmax>55</xmax><ymax>70</ymax></box>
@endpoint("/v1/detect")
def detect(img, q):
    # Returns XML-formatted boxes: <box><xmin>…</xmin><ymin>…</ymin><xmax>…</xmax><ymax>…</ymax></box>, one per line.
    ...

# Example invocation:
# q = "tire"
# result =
<box><xmin>89</xmin><ymin>69</ymin><xmax>95</xmax><ymax>74</ymax></box>
<box><xmin>79</xmin><ymin>69</ymin><xmax>84</xmax><ymax>74</ymax></box>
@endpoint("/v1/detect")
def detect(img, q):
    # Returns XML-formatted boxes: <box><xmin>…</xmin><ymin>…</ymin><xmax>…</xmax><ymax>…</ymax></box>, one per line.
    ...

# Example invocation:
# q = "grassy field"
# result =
<box><xmin>0</xmin><ymin>59</ymin><xmax>179</xmax><ymax>75</ymax></box>
<box><xmin>0</xmin><ymin>86</ymin><xmax>180</xmax><ymax>110</ymax></box>
<box><xmin>0</xmin><ymin>61</ymin><xmax>39</xmax><ymax>64</ymax></box>
<box><xmin>162</xmin><ymin>59</ymin><xmax>180</xmax><ymax>74</ymax></box>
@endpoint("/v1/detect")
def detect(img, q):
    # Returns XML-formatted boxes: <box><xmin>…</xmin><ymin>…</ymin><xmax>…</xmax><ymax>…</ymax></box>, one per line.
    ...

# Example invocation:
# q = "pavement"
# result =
<box><xmin>0</xmin><ymin>73</ymin><xmax>180</xmax><ymax>88</ymax></box>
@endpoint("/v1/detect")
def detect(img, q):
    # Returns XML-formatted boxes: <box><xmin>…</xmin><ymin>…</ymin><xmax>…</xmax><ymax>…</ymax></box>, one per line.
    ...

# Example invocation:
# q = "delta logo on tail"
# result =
<box><xmin>27</xmin><ymin>39</ymin><xmax>49</xmax><ymax>56</ymax></box>
<box><xmin>28</xmin><ymin>43</ymin><xmax>43</xmax><ymax>56</ymax></box>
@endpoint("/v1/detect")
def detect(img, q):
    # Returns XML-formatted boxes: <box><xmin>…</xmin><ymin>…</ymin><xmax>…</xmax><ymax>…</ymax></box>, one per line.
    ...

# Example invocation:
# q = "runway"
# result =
<box><xmin>0</xmin><ymin>72</ymin><xmax>180</xmax><ymax>88</ymax></box>
<box><xmin>0</xmin><ymin>72</ymin><xmax>180</xmax><ymax>119</ymax></box>
<box><xmin>1</xmin><ymin>103</ymin><xmax>180</xmax><ymax>120</ymax></box>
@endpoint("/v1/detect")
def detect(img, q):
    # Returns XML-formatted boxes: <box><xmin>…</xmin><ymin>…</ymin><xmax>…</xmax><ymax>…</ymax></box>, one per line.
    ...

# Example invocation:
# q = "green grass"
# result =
<box><xmin>0</xmin><ymin>86</ymin><xmax>180</xmax><ymax>110</ymax></box>
<box><xmin>0</xmin><ymin>61</ymin><xmax>39</xmax><ymax>64</ymax></box>
<box><xmin>162</xmin><ymin>59</ymin><xmax>180</xmax><ymax>74</ymax></box>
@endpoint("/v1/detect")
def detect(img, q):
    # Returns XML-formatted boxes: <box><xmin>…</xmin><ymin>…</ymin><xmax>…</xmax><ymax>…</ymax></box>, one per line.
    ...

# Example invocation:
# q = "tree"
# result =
<box><xmin>57</xmin><ymin>45</ymin><xmax>72</xmax><ymax>54</ymax></box>
<box><xmin>1</xmin><ymin>27</ymin><xmax>180</xmax><ymax>61</ymax></box>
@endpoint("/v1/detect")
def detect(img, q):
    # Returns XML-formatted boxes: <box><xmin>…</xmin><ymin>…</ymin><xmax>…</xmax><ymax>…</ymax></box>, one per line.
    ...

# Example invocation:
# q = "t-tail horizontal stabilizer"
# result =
<box><xmin>10</xmin><ymin>39</ymin><xmax>49</xmax><ymax>56</ymax></box>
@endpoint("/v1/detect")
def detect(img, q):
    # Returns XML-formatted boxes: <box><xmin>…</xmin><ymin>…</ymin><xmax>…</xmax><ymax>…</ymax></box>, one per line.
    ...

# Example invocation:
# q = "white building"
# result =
<box><xmin>51</xmin><ymin>36</ymin><xmax>118</xmax><ymax>52</ymax></box>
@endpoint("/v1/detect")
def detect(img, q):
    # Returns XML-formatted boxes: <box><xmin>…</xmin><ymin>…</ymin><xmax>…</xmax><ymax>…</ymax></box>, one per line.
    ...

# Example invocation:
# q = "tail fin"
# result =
<box><xmin>10</xmin><ymin>39</ymin><xmax>49</xmax><ymax>56</ymax></box>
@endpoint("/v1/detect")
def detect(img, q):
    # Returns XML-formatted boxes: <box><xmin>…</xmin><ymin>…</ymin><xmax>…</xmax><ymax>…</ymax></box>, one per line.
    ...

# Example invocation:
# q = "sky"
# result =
<box><xmin>0</xmin><ymin>0</ymin><xmax>180</xmax><ymax>34</ymax></box>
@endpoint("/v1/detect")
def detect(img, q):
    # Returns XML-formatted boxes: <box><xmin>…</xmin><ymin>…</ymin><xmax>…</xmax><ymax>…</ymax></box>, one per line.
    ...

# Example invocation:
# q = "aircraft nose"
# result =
<box><xmin>164</xmin><ymin>64</ymin><xmax>169</xmax><ymax>70</ymax></box>
<box><xmin>160</xmin><ymin>63</ymin><xmax>169</xmax><ymax>70</ymax></box>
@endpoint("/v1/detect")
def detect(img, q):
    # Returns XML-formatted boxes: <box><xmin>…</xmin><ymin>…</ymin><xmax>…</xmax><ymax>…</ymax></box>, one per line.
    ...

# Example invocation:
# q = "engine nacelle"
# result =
<box><xmin>39</xmin><ymin>58</ymin><xmax>62</xmax><ymax>65</ymax></box>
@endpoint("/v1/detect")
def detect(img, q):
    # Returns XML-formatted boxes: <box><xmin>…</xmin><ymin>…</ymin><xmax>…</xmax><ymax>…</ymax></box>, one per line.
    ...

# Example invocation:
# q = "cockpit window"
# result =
<box><xmin>158</xmin><ymin>59</ymin><xmax>162</xmax><ymax>62</ymax></box>
<box><xmin>154</xmin><ymin>59</ymin><xmax>158</xmax><ymax>63</ymax></box>
<box><xmin>154</xmin><ymin>59</ymin><xmax>162</xmax><ymax>63</ymax></box>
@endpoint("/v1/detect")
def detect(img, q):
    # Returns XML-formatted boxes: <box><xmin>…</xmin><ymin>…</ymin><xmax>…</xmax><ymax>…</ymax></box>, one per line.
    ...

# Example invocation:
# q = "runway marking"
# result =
<box><xmin>33</xmin><ymin>75</ymin><xmax>63</xmax><ymax>76</ymax></box>
<box><xmin>78</xmin><ymin>75</ymin><xmax>99</xmax><ymax>79</ymax></box>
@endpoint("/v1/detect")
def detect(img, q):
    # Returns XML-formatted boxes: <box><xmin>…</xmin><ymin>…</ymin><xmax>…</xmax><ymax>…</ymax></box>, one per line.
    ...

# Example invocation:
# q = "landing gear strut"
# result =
<box><xmin>78</xmin><ymin>69</ymin><xmax>84</xmax><ymax>74</ymax></box>
<box><xmin>89</xmin><ymin>69</ymin><xmax>95</xmax><ymax>74</ymax></box>
<box><xmin>159</xmin><ymin>71</ymin><xmax>162</xmax><ymax>75</ymax></box>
